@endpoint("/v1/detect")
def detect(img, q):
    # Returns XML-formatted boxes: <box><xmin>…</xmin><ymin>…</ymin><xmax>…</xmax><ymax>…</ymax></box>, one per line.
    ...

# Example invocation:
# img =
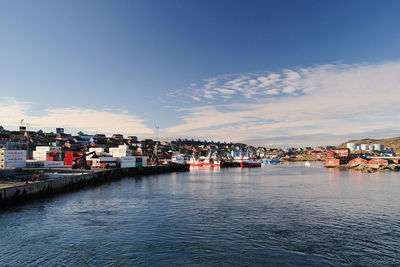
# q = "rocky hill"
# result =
<box><xmin>339</xmin><ymin>136</ymin><xmax>400</xmax><ymax>154</ymax></box>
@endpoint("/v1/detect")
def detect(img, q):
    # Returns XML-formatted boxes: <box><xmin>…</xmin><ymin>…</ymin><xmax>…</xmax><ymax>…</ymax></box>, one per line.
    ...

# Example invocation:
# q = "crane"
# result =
<box><xmin>72</xmin><ymin>151</ymin><xmax>97</xmax><ymax>170</ymax></box>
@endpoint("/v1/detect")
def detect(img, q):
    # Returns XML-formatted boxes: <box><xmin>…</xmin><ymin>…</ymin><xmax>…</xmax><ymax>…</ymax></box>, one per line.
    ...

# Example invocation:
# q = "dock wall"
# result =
<box><xmin>0</xmin><ymin>164</ymin><xmax>189</xmax><ymax>207</ymax></box>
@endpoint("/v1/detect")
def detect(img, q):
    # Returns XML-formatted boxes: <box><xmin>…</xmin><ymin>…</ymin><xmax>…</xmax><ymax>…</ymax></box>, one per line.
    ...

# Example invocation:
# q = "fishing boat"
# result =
<box><xmin>262</xmin><ymin>158</ymin><xmax>281</xmax><ymax>164</ymax></box>
<box><xmin>201</xmin><ymin>151</ymin><xmax>221</xmax><ymax>167</ymax></box>
<box><xmin>231</xmin><ymin>151</ymin><xmax>261</xmax><ymax>168</ymax></box>
<box><xmin>188</xmin><ymin>157</ymin><xmax>203</xmax><ymax>167</ymax></box>
<box><xmin>202</xmin><ymin>157</ymin><xmax>220</xmax><ymax>167</ymax></box>
<box><xmin>171</xmin><ymin>154</ymin><xmax>186</xmax><ymax>164</ymax></box>
<box><xmin>240</xmin><ymin>160</ymin><xmax>262</xmax><ymax>167</ymax></box>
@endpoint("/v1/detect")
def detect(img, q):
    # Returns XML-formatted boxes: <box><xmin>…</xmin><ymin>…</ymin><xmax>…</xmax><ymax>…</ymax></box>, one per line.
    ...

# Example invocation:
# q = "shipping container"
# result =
<box><xmin>35</xmin><ymin>146</ymin><xmax>62</xmax><ymax>152</ymax></box>
<box><xmin>0</xmin><ymin>150</ymin><xmax>27</xmax><ymax>157</ymax></box>
<box><xmin>26</xmin><ymin>160</ymin><xmax>45</xmax><ymax>168</ymax></box>
<box><xmin>120</xmin><ymin>161</ymin><xmax>135</xmax><ymax>168</ymax></box>
<box><xmin>92</xmin><ymin>158</ymin><xmax>117</xmax><ymax>168</ymax></box>
<box><xmin>120</xmin><ymin>156</ymin><xmax>136</xmax><ymax>162</ymax></box>
<box><xmin>0</xmin><ymin>156</ymin><xmax>26</xmax><ymax>162</ymax></box>
<box><xmin>0</xmin><ymin>162</ymin><xmax>26</xmax><ymax>169</ymax></box>
<box><xmin>44</xmin><ymin>161</ymin><xmax>64</xmax><ymax>168</ymax></box>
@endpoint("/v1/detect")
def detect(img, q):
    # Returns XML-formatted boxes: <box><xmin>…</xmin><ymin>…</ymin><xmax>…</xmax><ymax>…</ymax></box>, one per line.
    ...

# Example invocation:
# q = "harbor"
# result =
<box><xmin>3</xmin><ymin>1</ymin><xmax>400</xmax><ymax>265</ymax></box>
<box><xmin>2</xmin><ymin>124</ymin><xmax>400</xmax><ymax>209</ymax></box>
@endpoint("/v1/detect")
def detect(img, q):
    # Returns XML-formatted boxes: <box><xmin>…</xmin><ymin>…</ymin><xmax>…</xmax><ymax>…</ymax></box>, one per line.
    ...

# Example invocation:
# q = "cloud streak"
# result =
<box><xmin>0</xmin><ymin>97</ymin><xmax>153</xmax><ymax>136</ymax></box>
<box><xmin>3</xmin><ymin>60</ymin><xmax>400</xmax><ymax>147</ymax></box>
<box><xmin>166</xmin><ymin>61</ymin><xmax>400</xmax><ymax>146</ymax></box>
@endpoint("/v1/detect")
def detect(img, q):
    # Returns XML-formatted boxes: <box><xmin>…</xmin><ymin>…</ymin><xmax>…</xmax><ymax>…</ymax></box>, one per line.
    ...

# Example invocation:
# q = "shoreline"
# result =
<box><xmin>325</xmin><ymin>163</ymin><xmax>400</xmax><ymax>173</ymax></box>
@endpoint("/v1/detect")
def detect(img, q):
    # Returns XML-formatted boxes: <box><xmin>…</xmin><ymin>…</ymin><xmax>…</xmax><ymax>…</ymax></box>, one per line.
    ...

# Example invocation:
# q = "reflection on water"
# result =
<box><xmin>0</xmin><ymin>162</ymin><xmax>399</xmax><ymax>266</ymax></box>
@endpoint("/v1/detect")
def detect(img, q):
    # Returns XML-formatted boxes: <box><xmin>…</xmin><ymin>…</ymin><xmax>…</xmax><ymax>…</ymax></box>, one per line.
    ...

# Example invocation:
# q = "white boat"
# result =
<box><xmin>171</xmin><ymin>154</ymin><xmax>186</xmax><ymax>164</ymax></box>
<box><xmin>231</xmin><ymin>151</ymin><xmax>261</xmax><ymax>167</ymax></box>
<box><xmin>202</xmin><ymin>157</ymin><xmax>220</xmax><ymax>167</ymax></box>
<box><xmin>188</xmin><ymin>157</ymin><xmax>203</xmax><ymax>167</ymax></box>
<box><xmin>305</xmin><ymin>161</ymin><xmax>311</xmax><ymax>167</ymax></box>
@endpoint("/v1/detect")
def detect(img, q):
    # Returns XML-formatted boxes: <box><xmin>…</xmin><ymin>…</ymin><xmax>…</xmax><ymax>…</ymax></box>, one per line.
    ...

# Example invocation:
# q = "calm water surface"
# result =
<box><xmin>1</xmin><ymin>162</ymin><xmax>400</xmax><ymax>266</ymax></box>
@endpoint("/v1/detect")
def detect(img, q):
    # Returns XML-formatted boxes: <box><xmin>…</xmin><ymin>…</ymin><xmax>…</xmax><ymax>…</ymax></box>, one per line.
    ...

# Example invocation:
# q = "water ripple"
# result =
<box><xmin>0</xmin><ymin>162</ymin><xmax>399</xmax><ymax>266</ymax></box>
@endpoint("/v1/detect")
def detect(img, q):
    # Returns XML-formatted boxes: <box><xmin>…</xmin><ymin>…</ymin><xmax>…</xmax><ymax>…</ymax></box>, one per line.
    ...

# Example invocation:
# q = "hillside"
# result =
<box><xmin>339</xmin><ymin>136</ymin><xmax>400</xmax><ymax>154</ymax></box>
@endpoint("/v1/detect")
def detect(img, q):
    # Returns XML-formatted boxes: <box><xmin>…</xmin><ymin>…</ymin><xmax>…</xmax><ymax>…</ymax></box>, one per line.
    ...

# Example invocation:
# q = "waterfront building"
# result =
<box><xmin>349</xmin><ymin>157</ymin><xmax>368</xmax><ymax>165</ymax></box>
<box><xmin>325</xmin><ymin>158</ymin><xmax>349</xmax><ymax>166</ymax></box>
<box><xmin>368</xmin><ymin>158</ymin><xmax>391</xmax><ymax>165</ymax></box>
<box><xmin>330</xmin><ymin>148</ymin><xmax>350</xmax><ymax>158</ymax></box>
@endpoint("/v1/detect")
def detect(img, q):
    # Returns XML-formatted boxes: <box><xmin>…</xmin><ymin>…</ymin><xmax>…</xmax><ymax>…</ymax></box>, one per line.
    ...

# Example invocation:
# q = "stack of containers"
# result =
<box><xmin>27</xmin><ymin>160</ymin><xmax>64</xmax><ymax>168</ymax></box>
<box><xmin>64</xmin><ymin>152</ymin><xmax>85</xmax><ymax>166</ymax></box>
<box><xmin>0</xmin><ymin>149</ymin><xmax>27</xmax><ymax>169</ymax></box>
<box><xmin>92</xmin><ymin>157</ymin><xmax>117</xmax><ymax>168</ymax></box>
<box><xmin>46</xmin><ymin>152</ymin><xmax>61</xmax><ymax>161</ymax></box>
<box><xmin>32</xmin><ymin>150</ymin><xmax>47</xmax><ymax>161</ymax></box>
<box><xmin>33</xmin><ymin>146</ymin><xmax>62</xmax><ymax>161</ymax></box>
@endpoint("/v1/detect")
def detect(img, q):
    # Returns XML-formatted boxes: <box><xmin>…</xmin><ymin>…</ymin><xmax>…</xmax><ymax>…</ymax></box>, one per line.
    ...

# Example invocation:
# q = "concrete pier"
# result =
<box><xmin>0</xmin><ymin>164</ymin><xmax>190</xmax><ymax>208</ymax></box>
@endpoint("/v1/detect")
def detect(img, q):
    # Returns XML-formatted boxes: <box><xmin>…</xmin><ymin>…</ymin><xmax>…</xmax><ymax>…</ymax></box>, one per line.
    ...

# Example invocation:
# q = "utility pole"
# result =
<box><xmin>26</xmin><ymin>123</ymin><xmax>30</xmax><ymax>157</ymax></box>
<box><xmin>19</xmin><ymin>119</ymin><xmax>24</xmax><ymax>150</ymax></box>
<box><xmin>154</xmin><ymin>125</ymin><xmax>160</xmax><ymax>164</ymax></box>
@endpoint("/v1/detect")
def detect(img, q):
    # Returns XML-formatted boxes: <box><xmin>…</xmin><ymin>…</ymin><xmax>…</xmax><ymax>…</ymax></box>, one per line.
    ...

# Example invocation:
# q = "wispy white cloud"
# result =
<box><xmin>165</xmin><ymin>61</ymin><xmax>400</xmax><ymax>146</ymax></box>
<box><xmin>4</xmin><ymin>60</ymin><xmax>400</xmax><ymax>147</ymax></box>
<box><xmin>0</xmin><ymin>97</ymin><xmax>153</xmax><ymax>136</ymax></box>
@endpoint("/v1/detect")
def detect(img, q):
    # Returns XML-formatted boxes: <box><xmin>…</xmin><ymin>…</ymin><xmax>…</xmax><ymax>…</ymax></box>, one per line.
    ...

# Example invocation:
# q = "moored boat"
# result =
<box><xmin>188</xmin><ymin>157</ymin><xmax>203</xmax><ymax>167</ymax></box>
<box><xmin>171</xmin><ymin>154</ymin><xmax>186</xmax><ymax>164</ymax></box>
<box><xmin>230</xmin><ymin>151</ymin><xmax>261</xmax><ymax>168</ymax></box>
<box><xmin>202</xmin><ymin>157</ymin><xmax>221</xmax><ymax>167</ymax></box>
<box><xmin>262</xmin><ymin>158</ymin><xmax>281</xmax><ymax>164</ymax></box>
<box><xmin>240</xmin><ymin>160</ymin><xmax>262</xmax><ymax>167</ymax></box>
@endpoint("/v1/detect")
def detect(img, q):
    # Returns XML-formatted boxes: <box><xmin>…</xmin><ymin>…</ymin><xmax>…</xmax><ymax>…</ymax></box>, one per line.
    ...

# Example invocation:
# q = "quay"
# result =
<box><xmin>0</xmin><ymin>164</ymin><xmax>189</xmax><ymax>208</ymax></box>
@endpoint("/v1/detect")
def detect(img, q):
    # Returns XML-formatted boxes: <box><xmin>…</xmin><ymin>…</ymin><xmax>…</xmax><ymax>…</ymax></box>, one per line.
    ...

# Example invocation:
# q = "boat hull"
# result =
<box><xmin>189</xmin><ymin>163</ymin><xmax>203</xmax><ymax>167</ymax></box>
<box><xmin>262</xmin><ymin>159</ymin><xmax>280</xmax><ymax>164</ymax></box>
<box><xmin>190</xmin><ymin>162</ymin><xmax>220</xmax><ymax>167</ymax></box>
<box><xmin>201</xmin><ymin>162</ymin><xmax>220</xmax><ymax>167</ymax></box>
<box><xmin>240</xmin><ymin>161</ymin><xmax>261</xmax><ymax>167</ymax></box>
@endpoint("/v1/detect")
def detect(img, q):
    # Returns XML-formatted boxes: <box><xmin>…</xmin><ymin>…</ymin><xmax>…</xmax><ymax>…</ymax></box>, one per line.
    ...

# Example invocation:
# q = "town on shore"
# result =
<box><xmin>0</xmin><ymin>125</ymin><xmax>399</xmax><ymax>177</ymax></box>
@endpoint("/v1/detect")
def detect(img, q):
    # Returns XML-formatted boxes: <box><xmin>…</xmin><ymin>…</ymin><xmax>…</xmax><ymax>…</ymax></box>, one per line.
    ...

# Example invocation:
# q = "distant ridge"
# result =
<box><xmin>339</xmin><ymin>136</ymin><xmax>400</xmax><ymax>154</ymax></box>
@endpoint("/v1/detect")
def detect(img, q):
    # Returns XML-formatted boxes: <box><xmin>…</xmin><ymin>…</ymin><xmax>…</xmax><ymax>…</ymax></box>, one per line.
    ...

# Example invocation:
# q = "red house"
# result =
<box><xmin>311</xmin><ymin>151</ymin><xmax>325</xmax><ymax>156</ymax></box>
<box><xmin>325</xmin><ymin>151</ymin><xmax>335</xmax><ymax>158</ymax></box>
<box><xmin>330</xmin><ymin>148</ymin><xmax>350</xmax><ymax>158</ymax></box>
<box><xmin>349</xmin><ymin>157</ymin><xmax>368</xmax><ymax>165</ymax></box>
<box><xmin>325</xmin><ymin>158</ymin><xmax>349</xmax><ymax>167</ymax></box>
<box><xmin>368</xmin><ymin>158</ymin><xmax>391</xmax><ymax>165</ymax></box>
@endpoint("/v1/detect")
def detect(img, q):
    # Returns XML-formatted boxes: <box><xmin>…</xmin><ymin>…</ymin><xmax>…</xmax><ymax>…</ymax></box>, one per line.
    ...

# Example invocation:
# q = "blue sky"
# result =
<box><xmin>1</xmin><ymin>0</ymin><xmax>400</xmax><ymax>146</ymax></box>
